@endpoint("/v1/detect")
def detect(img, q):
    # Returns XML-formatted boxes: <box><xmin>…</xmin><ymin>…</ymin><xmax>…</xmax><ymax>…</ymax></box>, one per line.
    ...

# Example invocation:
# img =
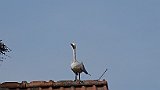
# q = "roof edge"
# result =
<box><xmin>0</xmin><ymin>80</ymin><xmax>108</xmax><ymax>89</ymax></box>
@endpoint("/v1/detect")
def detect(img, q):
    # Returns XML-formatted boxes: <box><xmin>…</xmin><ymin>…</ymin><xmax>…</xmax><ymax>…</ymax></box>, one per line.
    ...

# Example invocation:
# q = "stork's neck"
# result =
<box><xmin>72</xmin><ymin>49</ymin><xmax>77</xmax><ymax>62</ymax></box>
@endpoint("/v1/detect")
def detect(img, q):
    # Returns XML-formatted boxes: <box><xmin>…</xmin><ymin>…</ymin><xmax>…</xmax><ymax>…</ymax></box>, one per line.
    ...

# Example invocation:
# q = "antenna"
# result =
<box><xmin>98</xmin><ymin>67</ymin><xmax>108</xmax><ymax>80</ymax></box>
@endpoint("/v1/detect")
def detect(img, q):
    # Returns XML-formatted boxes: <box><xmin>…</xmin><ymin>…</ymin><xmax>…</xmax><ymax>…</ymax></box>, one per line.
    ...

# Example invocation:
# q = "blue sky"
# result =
<box><xmin>0</xmin><ymin>0</ymin><xmax>160</xmax><ymax>90</ymax></box>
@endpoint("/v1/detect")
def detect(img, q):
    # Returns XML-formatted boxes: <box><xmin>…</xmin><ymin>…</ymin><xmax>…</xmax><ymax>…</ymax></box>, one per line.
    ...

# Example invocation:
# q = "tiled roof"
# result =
<box><xmin>0</xmin><ymin>80</ymin><xmax>108</xmax><ymax>90</ymax></box>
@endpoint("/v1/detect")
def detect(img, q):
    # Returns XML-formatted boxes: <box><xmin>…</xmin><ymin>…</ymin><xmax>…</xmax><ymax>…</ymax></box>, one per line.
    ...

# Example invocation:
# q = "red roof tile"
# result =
<box><xmin>0</xmin><ymin>80</ymin><xmax>108</xmax><ymax>90</ymax></box>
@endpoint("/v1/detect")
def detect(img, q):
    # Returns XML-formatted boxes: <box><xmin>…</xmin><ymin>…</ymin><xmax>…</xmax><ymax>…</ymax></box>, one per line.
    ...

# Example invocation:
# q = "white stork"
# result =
<box><xmin>70</xmin><ymin>42</ymin><xmax>91</xmax><ymax>81</ymax></box>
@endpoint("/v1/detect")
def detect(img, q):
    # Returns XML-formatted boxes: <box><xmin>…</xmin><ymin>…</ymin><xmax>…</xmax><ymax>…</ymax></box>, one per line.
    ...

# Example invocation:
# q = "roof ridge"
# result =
<box><xmin>0</xmin><ymin>80</ymin><xmax>108</xmax><ymax>89</ymax></box>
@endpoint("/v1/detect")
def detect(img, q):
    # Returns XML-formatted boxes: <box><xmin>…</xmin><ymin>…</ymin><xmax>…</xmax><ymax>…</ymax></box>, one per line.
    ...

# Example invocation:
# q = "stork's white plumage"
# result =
<box><xmin>70</xmin><ymin>42</ymin><xmax>90</xmax><ymax>81</ymax></box>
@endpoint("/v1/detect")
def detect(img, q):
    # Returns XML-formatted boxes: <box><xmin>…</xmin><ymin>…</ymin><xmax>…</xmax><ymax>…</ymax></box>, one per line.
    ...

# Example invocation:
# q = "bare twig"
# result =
<box><xmin>98</xmin><ymin>67</ymin><xmax>108</xmax><ymax>80</ymax></box>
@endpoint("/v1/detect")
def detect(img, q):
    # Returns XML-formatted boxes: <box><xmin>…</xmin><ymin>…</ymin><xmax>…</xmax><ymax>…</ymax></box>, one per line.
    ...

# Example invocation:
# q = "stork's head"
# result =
<box><xmin>70</xmin><ymin>43</ymin><xmax>76</xmax><ymax>49</ymax></box>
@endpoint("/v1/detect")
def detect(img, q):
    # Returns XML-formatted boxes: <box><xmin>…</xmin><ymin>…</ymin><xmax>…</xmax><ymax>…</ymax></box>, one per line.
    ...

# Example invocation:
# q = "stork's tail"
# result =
<box><xmin>81</xmin><ymin>62</ymin><xmax>91</xmax><ymax>76</ymax></box>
